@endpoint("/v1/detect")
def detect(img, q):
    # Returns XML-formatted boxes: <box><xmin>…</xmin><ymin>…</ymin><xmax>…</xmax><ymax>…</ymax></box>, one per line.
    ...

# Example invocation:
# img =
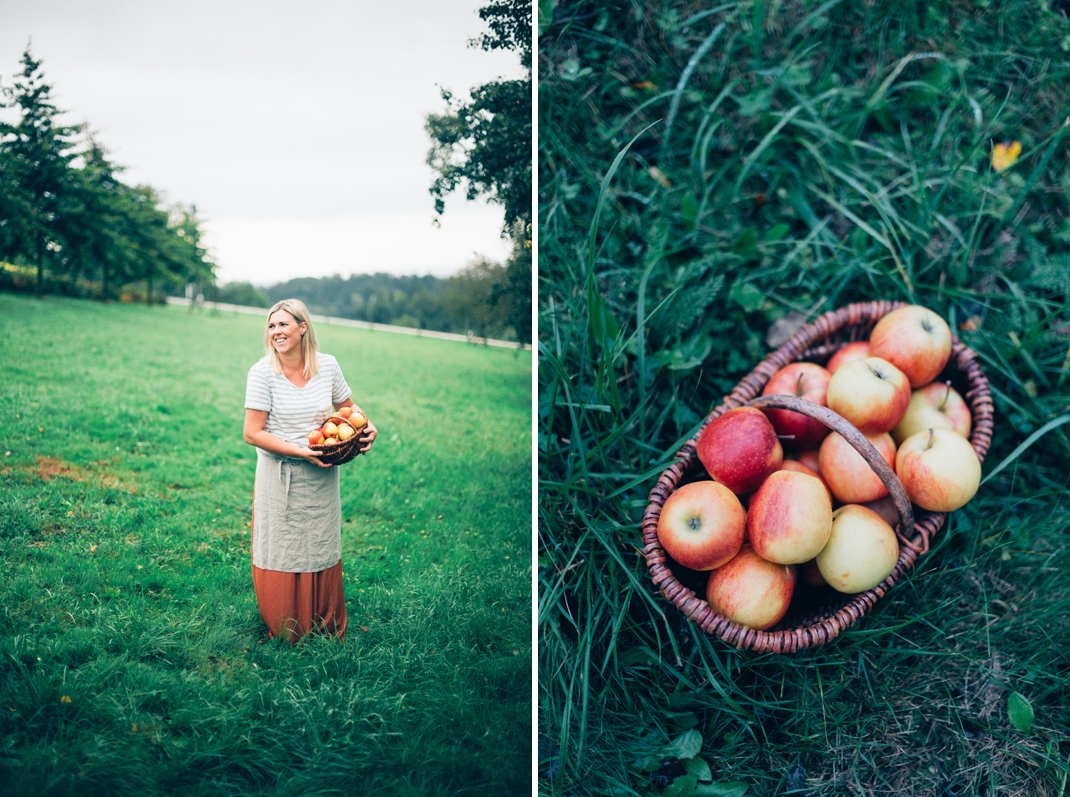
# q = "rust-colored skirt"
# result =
<box><xmin>251</xmin><ymin>498</ymin><xmax>347</xmax><ymax>644</ymax></box>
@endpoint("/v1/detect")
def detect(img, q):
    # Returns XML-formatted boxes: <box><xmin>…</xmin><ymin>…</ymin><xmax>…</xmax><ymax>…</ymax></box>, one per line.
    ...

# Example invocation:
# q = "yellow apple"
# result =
<box><xmin>895</xmin><ymin>427</ymin><xmax>981</xmax><ymax>512</ymax></box>
<box><xmin>337</xmin><ymin>423</ymin><xmax>355</xmax><ymax>441</ymax></box>
<box><xmin>892</xmin><ymin>382</ymin><xmax>972</xmax><ymax>445</ymax></box>
<box><xmin>816</xmin><ymin>504</ymin><xmax>900</xmax><ymax>593</ymax></box>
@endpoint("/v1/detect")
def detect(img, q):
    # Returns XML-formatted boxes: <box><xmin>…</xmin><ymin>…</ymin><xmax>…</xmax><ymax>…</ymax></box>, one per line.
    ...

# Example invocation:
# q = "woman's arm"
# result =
<box><xmin>335</xmin><ymin>397</ymin><xmax>378</xmax><ymax>453</ymax></box>
<box><xmin>243</xmin><ymin>409</ymin><xmax>331</xmax><ymax>468</ymax></box>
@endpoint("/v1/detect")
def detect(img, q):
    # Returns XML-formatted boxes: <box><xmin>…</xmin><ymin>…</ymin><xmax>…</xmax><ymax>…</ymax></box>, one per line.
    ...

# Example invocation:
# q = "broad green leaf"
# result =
<box><xmin>662</xmin><ymin>773</ymin><xmax>699</xmax><ymax>797</ymax></box>
<box><xmin>663</xmin><ymin>729</ymin><xmax>703</xmax><ymax>760</ymax></box>
<box><xmin>1008</xmin><ymin>692</ymin><xmax>1034</xmax><ymax>732</ymax></box>
<box><xmin>730</xmin><ymin>282</ymin><xmax>764</xmax><ymax>312</ymax></box>
<box><xmin>684</xmin><ymin>756</ymin><xmax>712</xmax><ymax>782</ymax></box>
<box><xmin>732</xmin><ymin>227</ymin><xmax>759</xmax><ymax>256</ymax></box>
<box><xmin>765</xmin><ymin>223</ymin><xmax>790</xmax><ymax>243</ymax></box>
<box><xmin>695</xmin><ymin>781</ymin><xmax>748</xmax><ymax>797</ymax></box>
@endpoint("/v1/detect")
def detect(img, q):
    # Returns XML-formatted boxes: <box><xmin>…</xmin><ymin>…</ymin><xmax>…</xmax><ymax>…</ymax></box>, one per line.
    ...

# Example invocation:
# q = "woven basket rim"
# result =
<box><xmin>641</xmin><ymin>300</ymin><xmax>995</xmax><ymax>653</ymax></box>
<box><xmin>309</xmin><ymin>415</ymin><xmax>368</xmax><ymax>465</ymax></box>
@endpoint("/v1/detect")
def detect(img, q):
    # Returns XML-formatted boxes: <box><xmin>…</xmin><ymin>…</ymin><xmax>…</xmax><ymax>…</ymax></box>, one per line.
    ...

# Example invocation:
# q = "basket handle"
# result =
<box><xmin>745</xmin><ymin>395</ymin><xmax>924</xmax><ymax>554</ymax></box>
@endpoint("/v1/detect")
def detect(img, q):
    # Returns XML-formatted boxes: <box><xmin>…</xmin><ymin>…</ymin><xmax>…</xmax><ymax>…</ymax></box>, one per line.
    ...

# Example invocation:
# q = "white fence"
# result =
<box><xmin>166</xmin><ymin>296</ymin><xmax>531</xmax><ymax>351</ymax></box>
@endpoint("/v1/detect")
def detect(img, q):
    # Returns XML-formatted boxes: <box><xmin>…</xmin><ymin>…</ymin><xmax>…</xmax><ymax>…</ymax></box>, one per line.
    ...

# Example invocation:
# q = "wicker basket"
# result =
<box><xmin>309</xmin><ymin>417</ymin><xmax>369</xmax><ymax>466</ymax></box>
<box><xmin>641</xmin><ymin>301</ymin><xmax>994</xmax><ymax>653</ymax></box>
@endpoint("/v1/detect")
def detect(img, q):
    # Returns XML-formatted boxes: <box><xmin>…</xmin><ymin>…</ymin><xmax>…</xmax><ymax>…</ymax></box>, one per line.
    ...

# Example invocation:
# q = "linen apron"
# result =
<box><xmin>251</xmin><ymin>450</ymin><xmax>347</xmax><ymax>642</ymax></box>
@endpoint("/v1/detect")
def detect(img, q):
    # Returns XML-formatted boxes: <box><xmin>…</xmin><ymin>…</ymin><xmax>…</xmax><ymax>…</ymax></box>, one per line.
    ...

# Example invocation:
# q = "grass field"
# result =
<box><xmin>539</xmin><ymin>2</ymin><xmax>1070</xmax><ymax>795</ymax></box>
<box><xmin>0</xmin><ymin>293</ymin><xmax>533</xmax><ymax>796</ymax></box>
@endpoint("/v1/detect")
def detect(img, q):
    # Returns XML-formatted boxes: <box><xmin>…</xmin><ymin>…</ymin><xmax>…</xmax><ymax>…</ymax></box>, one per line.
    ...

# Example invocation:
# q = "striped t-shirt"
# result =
<box><xmin>244</xmin><ymin>353</ymin><xmax>352</xmax><ymax>449</ymax></box>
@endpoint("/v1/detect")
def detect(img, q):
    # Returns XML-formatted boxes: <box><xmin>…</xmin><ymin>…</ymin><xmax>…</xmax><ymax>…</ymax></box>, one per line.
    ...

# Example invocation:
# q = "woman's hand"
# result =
<box><xmin>358</xmin><ymin>419</ymin><xmax>378</xmax><ymax>453</ymax></box>
<box><xmin>297</xmin><ymin>447</ymin><xmax>332</xmax><ymax>468</ymax></box>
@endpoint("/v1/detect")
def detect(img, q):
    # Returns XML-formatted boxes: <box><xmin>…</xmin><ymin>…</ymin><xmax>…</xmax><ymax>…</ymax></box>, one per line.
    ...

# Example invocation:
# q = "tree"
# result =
<box><xmin>0</xmin><ymin>46</ymin><xmax>82</xmax><ymax>294</ymax></box>
<box><xmin>425</xmin><ymin>0</ymin><xmax>532</xmax><ymax>229</ymax></box>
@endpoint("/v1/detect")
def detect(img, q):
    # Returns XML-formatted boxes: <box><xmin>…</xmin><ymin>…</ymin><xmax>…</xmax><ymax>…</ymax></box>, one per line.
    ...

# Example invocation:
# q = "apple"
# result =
<box><xmin>336</xmin><ymin>406</ymin><xmax>353</xmax><ymax>420</ymax></box>
<box><xmin>826</xmin><ymin>341</ymin><xmax>870</xmax><ymax>374</ymax></box>
<box><xmin>696</xmin><ymin>407</ymin><xmax>783</xmax><ymax>494</ymax></box>
<box><xmin>895</xmin><ymin>427</ymin><xmax>981</xmax><ymax>512</ymax></box>
<box><xmin>795</xmin><ymin>448</ymin><xmax>822</xmax><ymax>475</ymax></box>
<box><xmin>868</xmin><ymin>305</ymin><xmax>953</xmax><ymax>388</ymax></box>
<box><xmin>323</xmin><ymin>420</ymin><xmax>339</xmax><ymax>437</ymax></box>
<box><xmin>760</xmin><ymin>362</ymin><xmax>832</xmax><ymax>449</ymax></box>
<box><xmin>337</xmin><ymin>423</ymin><xmax>355</xmax><ymax>441</ymax></box>
<box><xmin>747</xmin><ymin>470</ymin><xmax>833</xmax><ymax>564</ymax></box>
<box><xmin>860</xmin><ymin>495</ymin><xmax>901</xmax><ymax>528</ymax></box>
<box><xmin>815</xmin><ymin>504</ymin><xmax>900</xmax><ymax>593</ymax></box>
<box><xmin>799</xmin><ymin>558</ymin><xmax>826</xmax><ymax>587</ymax></box>
<box><xmin>778</xmin><ymin>458</ymin><xmax>833</xmax><ymax>503</ymax></box>
<box><xmin>323</xmin><ymin>437</ymin><xmax>340</xmax><ymax>445</ymax></box>
<box><xmin>657</xmin><ymin>481</ymin><xmax>746</xmax><ymax>570</ymax></box>
<box><xmin>308</xmin><ymin>429</ymin><xmax>325</xmax><ymax>446</ymax></box>
<box><xmin>705</xmin><ymin>545</ymin><xmax>796</xmax><ymax>630</ymax></box>
<box><xmin>892</xmin><ymin>382</ymin><xmax>972</xmax><ymax>445</ymax></box>
<box><xmin>818</xmin><ymin>431</ymin><xmax>897</xmax><ymax>504</ymax></box>
<box><xmin>825</xmin><ymin>357</ymin><xmax>911</xmax><ymax>435</ymax></box>
<box><xmin>349</xmin><ymin>411</ymin><xmax>367</xmax><ymax>429</ymax></box>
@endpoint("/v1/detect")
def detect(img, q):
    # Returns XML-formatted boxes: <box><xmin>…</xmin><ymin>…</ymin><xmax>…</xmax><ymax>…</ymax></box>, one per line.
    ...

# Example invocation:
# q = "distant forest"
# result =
<box><xmin>205</xmin><ymin>238</ymin><xmax>531</xmax><ymax>344</ymax></box>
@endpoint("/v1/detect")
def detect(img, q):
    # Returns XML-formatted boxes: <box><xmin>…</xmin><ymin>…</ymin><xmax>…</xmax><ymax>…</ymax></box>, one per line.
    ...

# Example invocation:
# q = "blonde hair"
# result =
<box><xmin>264</xmin><ymin>299</ymin><xmax>320</xmax><ymax>379</ymax></box>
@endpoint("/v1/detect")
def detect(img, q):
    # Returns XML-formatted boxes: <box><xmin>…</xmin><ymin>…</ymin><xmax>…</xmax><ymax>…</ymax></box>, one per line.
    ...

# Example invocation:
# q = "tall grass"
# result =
<box><xmin>0</xmin><ymin>293</ymin><xmax>532</xmax><ymax>796</ymax></box>
<box><xmin>539</xmin><ymin>2</ymin><xmax>1070</xmax><ymax>795</ymax></box>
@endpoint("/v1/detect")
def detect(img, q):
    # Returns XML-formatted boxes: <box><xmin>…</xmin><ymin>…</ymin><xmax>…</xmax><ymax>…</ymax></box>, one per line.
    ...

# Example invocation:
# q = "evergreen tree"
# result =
<box><xmin>0</xmin><ymin>46</ymin><xmax>82</xmax><ymax>294</ymax></box>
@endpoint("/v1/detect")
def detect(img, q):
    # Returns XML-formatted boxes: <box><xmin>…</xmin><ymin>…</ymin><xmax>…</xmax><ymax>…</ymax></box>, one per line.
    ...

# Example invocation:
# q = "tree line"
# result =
<box><xmin>211</xmin><ymin>235</ymin><xmax>530</xmax><ymax>344</ymax></box>
<box><xmin>0</xmin><ymin>47</ymin><xmax>214</xmax><ymax>301</ymax></box>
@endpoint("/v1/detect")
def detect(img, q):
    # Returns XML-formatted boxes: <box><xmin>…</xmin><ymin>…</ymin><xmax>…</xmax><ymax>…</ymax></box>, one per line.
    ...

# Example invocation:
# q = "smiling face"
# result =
<box><xmin>267</xmin><ymin>309</ymin><xmax>306</xmax><ymax>358</ymax></box>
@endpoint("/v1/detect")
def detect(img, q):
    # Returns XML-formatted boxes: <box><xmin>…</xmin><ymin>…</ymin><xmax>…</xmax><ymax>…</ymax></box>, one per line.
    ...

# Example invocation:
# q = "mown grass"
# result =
<box><xmin>538</xmin><ymin>2</ymin><xmax>1070</xmax><ymax>795</ymax></box>
<box><xmin>0</xmin><ymin>293</ymin><xmax>532</xmax><ymax>796</ymax></box>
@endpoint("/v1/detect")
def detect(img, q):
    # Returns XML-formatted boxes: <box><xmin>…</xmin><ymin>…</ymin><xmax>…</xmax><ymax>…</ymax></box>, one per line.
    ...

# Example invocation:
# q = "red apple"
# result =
<box><xmin>705</xmin><ymin>545</ymin><xmax>796</xmax><ymax>630</ymax></box>
<box><xmin>818</xmin><ymin>431</ymin><xmax>897</xmax><ymax>504</ymax></box>
<box><xmin>656</xmin><ymin>481</ymin><xmax>746</xmax><ymax>570</ymax></box>
<box><xmin>895</xmin><ymin>427</ymin><xmax>981</xmax><ymax>512</ymax></box>
<box><xmin>816</xmin><ymin>504</ymin><xmax>900</xmax><ymax>593</ymax></box>
<box><xmin>323</xmin><ymin>420</ymin><xmax>339</xmax><ymax>437</ymax></box>
<box><xmin>747</xmin><ymin>470</ymin><xmax>833</xmax><ymax>564</ymax></box>
<box><xmin>892</xmin><ymin>382</ymin><xmax>972</xmax><ymax>445</ymax></box>
<box><xmin>336</xmin><ymin>406</ymin><xmax>353</xmax><ymax>420</ymax></box>
<box><xmin>825</xmin><ymin>357</ymin><xmax>911</xmax><ymax>435</ymax></box>
<box><xmin>826</xmin><ymin>341</ymin><xmax>870</xmax><ymax>374</ymax></box>
<box><xmin>799</xmin><ymin>558</ymin><xmax>826</xmax><ymax>587</ymax></box>
<box><xmin>308</xmin><ymin>429</ymin><xmax>325</xmax><ymax>446</ymax></box>
<box><xmin>760</xmin><ymin>362</ymin><xmax>832</xmax><ymax>449</ymax></box>
<box><xmin>868</xmin><ymin>305</ymin><xmax>953</xmax><ymax>388</ymax></box>
<box><xmin>779</xmin><ymin>459</ymin><xmax>833</xmax><ymax>503</ymax></box>
<box><xmin>696</xmin><ymin>407</ymin><xmax>783</xmax><ymax>494</ymax></box>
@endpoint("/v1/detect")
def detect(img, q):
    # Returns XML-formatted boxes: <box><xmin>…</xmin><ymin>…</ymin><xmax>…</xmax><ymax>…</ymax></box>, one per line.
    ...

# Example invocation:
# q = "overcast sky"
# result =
<box><xmin>0</xmin><ymin>0</ymin><xmax>524</xmax><ymax>286</ymax></box>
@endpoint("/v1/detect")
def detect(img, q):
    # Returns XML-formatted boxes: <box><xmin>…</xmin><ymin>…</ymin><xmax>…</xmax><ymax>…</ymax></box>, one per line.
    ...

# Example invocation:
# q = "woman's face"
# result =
<box><xmin>267</xmin><ymin>310</ymin><xmax>306</xmax><ymax>358</ymax></box>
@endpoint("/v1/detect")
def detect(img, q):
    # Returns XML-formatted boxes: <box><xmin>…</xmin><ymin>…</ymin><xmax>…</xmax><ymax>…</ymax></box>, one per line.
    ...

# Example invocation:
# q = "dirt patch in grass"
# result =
<box><xmin>28</xmin><ymin>456</ymin><xmax>138</xmax><ymax>494</ymax></box>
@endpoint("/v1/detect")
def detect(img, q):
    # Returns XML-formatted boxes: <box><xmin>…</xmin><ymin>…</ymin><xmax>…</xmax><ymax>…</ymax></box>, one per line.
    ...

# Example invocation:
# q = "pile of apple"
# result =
<box><xmin>657</xmin><ymin>305</ymin><xmax>982</xmax><ymax>631</ymax></box>
<box><xmin>308</xmin><ymin>406</ymin><xmax>367</xmax><ymax>447</ymax></box>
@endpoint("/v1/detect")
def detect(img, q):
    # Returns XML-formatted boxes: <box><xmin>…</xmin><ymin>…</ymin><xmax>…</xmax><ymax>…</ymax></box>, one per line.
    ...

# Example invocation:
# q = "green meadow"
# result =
<box><xmin>0</xmin><ymin>293</ymin><xmax>532</xmax><ymax>796</ymax></box>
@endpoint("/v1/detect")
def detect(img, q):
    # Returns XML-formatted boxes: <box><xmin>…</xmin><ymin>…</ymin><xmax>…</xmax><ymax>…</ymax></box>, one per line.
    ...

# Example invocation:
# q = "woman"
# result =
<box><xmin>242</xmin><ymin>298</ymin><xmax>377</xmax><ymax>643</ymax></box>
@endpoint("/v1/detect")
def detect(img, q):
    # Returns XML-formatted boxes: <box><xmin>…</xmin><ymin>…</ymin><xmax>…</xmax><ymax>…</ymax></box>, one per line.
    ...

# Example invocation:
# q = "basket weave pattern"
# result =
<box><xmin>309</xmin><ymin>423</ymin><xmax>367</xmax><ymax>466</ymax></box>
<box><xmin>641</xmin><ymin>301</ymin><xmax>994</xmax><ymax>653</ymax></box>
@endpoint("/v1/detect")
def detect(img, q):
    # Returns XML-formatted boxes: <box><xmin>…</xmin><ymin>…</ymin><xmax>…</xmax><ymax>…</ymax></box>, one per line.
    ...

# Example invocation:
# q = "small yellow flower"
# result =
<box><xmin>992</xmin><ymin>140</ymin><xmax>1022</xmax><ymax>172</ymax></box>
<box><xmin>60</xmin><ymin>696</ymin><xmax>71</xmax><ymax>703</ymax></box>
